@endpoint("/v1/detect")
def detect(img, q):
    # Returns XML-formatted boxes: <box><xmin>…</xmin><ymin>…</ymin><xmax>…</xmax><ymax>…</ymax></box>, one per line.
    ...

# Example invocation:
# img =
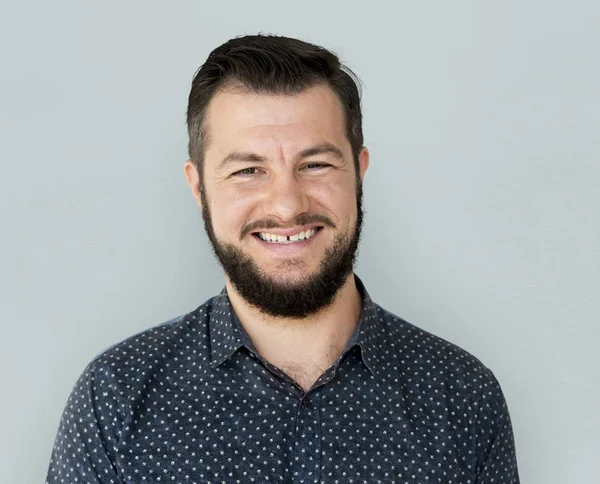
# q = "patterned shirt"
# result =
<box><xmin>46</xmin><ymin>275</ymin><xmax>520</xmax><ymax>483</ymax></box>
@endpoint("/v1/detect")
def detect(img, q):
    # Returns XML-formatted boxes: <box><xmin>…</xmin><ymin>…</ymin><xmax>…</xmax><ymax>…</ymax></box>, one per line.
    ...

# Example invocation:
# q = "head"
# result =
<box><xmin>184</xmin><ymin>34</ymin><xmax>369</xmax><ymax>319</ymax></box>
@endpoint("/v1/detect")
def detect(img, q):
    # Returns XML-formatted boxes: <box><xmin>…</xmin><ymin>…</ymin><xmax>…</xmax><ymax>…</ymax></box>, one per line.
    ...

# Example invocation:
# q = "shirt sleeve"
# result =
<box><xmin>46</xmin><ymin>360</ymin><xmax>123</xmax><ymax>483</ymax></box>
<box><xmin>475</xmin><ymin>371</ymin><xmax>520</xmax><ymax>483</ymax></box>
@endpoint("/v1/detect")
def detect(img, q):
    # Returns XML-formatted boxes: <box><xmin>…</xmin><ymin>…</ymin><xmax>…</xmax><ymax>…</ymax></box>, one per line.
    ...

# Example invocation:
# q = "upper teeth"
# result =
<box><xmin>257</xmin><ymin>228</ymin><xmax>318</xmax><ymax>243</ymax></box>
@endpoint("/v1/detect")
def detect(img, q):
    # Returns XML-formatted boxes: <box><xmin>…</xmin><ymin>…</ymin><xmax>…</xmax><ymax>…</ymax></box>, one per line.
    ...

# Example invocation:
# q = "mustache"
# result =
<box><xmin>241</xmin><ymin>213</ymin><xmax>336</xmax><ymax>239</ymax></box>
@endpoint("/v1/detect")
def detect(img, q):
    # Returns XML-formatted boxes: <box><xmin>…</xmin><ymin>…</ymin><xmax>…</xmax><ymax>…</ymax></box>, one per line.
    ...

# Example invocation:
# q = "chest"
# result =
<box><xmin>113</xmin><ymin>365</ymin><xmax>477</xmax><ymax>483</ymax></box>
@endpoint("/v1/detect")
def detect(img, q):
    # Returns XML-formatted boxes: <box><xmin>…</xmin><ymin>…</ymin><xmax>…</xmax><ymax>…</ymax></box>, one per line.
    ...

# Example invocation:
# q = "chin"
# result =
<box><xmin>261</xmin><ymin>255</ymin><xmax>321</xmax><ymax>272</ymax></box>
<box><xmin>261</xmin><ymin>264</ymin><xmax>315</xmax><ymax>285</ymax></box>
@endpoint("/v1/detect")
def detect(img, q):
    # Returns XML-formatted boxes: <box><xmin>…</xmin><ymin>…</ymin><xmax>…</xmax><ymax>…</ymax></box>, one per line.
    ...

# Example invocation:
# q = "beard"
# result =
<box><xmin>200</xmin><ymin>182</ymin><xmax>364</xmax><ymax>319</ymax></box>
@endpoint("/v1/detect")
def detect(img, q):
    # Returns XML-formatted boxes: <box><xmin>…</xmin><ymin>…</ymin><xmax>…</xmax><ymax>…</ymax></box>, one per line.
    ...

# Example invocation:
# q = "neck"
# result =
<box><xmin>225</xmin><ymin>273</ymin><xmax>363</xmax><ymax>392</ymax></box>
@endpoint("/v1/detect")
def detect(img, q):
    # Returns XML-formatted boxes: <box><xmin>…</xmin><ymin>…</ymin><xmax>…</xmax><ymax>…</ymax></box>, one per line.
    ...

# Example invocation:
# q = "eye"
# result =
<box><xmin>233</xmin><ymin>167</ymin><xmax>260</xmax><ymax>177</ymax></box>
<box><xmin>303</xmin><ymin>163</ymin><xmax>330</xmax><ymax>170</ymax></box>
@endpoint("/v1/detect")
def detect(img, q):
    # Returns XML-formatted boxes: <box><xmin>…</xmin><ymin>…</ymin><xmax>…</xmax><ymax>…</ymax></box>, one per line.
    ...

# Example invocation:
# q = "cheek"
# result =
<box><xmin>210</xmin><ymin>187</ymin><xmax>258</xmax><ymax>235</ymax></box>
<box><xmin>311</xmin><ymin>180</ymin><xmax>357</xmax><ymax>222</ymax></box>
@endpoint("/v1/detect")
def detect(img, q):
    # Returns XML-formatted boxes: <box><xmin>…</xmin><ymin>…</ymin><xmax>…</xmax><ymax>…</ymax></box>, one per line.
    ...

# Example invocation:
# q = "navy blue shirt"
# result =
<box><xmin>47</xmin><ymin>276</ymin><xmax>519</xmax><ymax>483</ymax></box>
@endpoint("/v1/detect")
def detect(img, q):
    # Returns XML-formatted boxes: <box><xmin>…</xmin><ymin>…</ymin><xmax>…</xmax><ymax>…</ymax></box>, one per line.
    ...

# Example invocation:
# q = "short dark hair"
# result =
<box><xmin>186</xmin><ymin>34</ymin><xmax>364</xmax><ymax>179</ymax></box>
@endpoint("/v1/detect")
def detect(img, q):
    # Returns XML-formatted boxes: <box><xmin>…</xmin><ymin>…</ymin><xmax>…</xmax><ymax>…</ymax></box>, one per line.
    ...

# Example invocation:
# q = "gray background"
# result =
<box><xmin>1</xmin><ymin>1</ymin><xmax>599</xmax><ymax>482</ymax></box>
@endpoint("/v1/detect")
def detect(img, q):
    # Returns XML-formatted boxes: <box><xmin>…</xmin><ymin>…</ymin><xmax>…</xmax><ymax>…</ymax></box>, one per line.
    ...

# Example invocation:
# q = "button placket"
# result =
<box><xmin>292</xmin><ymin>392</ymin><xmax>321</xmax><ymax>483</ymax></box>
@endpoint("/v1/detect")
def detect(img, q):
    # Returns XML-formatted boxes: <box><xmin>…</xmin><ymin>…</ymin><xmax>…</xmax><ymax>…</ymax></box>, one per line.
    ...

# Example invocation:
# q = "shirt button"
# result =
<box><xmin>301</xmin><ymin>397</ymin><xmax>311</xmax><ymax>407</ymax></box>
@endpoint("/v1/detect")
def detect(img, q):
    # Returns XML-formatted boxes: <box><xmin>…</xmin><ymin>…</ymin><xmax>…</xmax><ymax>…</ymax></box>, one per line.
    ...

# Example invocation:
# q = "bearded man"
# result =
<box><xmin>47</xmin><ymin>34</ymin><xmax>520</xmax><ymax>483</ymax></box>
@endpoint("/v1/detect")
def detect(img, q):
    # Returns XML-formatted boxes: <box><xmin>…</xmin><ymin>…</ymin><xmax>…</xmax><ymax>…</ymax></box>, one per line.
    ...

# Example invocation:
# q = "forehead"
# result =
<box><xmin>203</xmin><ymin>84</ymin><xmax>348</xmax><ymax>158</ymax></box>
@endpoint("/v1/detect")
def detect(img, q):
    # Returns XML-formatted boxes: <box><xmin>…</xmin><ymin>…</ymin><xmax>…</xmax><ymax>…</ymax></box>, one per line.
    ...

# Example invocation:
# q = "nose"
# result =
<box><xmin>263</xmin><ymin>170</ymin><xmax>310</xmax><ymax>223</ymax></box>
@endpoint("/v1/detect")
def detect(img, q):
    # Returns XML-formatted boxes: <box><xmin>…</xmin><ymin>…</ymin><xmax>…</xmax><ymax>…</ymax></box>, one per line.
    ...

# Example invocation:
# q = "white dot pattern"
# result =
<box><xmin>46</xmin><ymin>276</ymin><xmax>520</xmax><ymax>483</ymax></box>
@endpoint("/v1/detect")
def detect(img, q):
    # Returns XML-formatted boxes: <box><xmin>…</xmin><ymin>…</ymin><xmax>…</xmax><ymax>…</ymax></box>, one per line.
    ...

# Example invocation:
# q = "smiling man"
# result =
<box><xmin>47</xmin><ymin>35</ymin><xmax>520</xmax><ymax>483</ymax></box>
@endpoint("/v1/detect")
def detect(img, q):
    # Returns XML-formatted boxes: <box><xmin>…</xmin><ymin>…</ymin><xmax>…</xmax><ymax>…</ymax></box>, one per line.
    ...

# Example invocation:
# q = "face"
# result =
<box><xmin>185</xmin><ymin>84</ymin><xmax>369</xmax><ymax>318</ymax></box>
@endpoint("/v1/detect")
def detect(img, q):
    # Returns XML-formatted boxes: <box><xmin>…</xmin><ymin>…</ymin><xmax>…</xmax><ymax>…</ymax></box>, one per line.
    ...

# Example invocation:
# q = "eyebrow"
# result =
<box><xmin>218</xmin><ymin>142</ymin><xmax>345</xmax><ymax>169</ymax></box>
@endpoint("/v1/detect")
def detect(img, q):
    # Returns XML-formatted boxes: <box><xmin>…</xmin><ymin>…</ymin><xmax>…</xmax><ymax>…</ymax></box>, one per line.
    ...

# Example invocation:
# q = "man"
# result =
<box><xmin>47</xmin><ymin>34</ymin><xmax>520</xmax><ymax>483</ymax></box>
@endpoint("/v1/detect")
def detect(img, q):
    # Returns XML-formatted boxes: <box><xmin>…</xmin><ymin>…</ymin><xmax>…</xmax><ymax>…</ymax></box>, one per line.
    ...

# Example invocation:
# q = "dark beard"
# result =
<box><xmin>200</xmin><ymin>183</ymin><xmax>364</xmax><ymax>319</ymax></box>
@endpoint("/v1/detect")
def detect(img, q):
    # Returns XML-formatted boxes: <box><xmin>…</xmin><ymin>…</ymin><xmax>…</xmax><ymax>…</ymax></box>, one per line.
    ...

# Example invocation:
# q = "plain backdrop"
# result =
<box><xmin>1</xmin><ymin>1</ymin><xmax>599</xmax><ymax>482</ymax></box>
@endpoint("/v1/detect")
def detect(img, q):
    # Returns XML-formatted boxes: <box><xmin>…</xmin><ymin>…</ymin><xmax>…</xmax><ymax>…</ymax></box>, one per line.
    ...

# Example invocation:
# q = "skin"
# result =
<box><xmin>184</xmin><ymin>83</ymin><xmax>369</xmax><ymax>391</ymax></box>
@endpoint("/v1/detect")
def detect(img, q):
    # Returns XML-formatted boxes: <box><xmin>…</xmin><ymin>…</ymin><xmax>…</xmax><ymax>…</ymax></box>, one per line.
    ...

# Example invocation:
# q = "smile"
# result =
<box><xmin>254</xmin><ymin>227</ymin><xmax>322</xmax><ymax>244</ymax></box>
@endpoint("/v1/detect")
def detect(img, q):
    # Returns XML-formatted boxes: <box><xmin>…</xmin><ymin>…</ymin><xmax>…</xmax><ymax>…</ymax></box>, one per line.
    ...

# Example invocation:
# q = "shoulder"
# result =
<box><xmin>372</xmin><ymin>303</ymin><xmax>500</xmax><ymax>395</ymax></box>
<box><xmin>81</xmin><ymin>298</ymin><xmax>216</xmax><ymax>399</ymax></box>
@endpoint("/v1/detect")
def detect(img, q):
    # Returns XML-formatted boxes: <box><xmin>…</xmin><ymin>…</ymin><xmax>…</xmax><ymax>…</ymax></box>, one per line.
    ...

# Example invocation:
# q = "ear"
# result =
<box><xmin>358</xmin><ymin>146</ymin><xmax>370</xmax><ymax>182</ymax></box>
<box><xmin>183</xmin><ymin>160</ymin><xmax>203</xmax><ymax>213</ymax></box>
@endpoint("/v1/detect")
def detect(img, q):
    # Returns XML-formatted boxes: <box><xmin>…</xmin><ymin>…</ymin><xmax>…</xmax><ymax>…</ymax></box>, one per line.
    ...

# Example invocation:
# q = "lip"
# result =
<box><xmin>251</xmin><ymin>227</ymin><xmax>323</xmax><ymax>253</ymax></box>
<box><xmin>251</xmin><ymin>224</ymin><xmax>323</xmax><ymax>237</ymax></box>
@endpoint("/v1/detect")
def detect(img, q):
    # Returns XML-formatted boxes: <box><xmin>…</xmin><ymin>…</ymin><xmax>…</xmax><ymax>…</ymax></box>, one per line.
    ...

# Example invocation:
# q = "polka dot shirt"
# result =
<box><xmin>47</xmin><ymin>276</ymin><xmax>520</xmax><ymax>483</ymax></box>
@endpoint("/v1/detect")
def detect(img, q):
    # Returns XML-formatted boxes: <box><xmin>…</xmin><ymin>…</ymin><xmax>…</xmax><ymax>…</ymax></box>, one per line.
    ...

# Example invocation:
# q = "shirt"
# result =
<box><xmin>46</xmin><ymin>275</ymin><xmax>520</xmax><ymax>483</ymax></box>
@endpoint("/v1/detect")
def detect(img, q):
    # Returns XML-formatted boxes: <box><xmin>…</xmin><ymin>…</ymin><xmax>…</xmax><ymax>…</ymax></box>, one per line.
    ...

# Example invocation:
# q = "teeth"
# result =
<box><xmin>258</xmin><ymin>228</ymin><xmax>318</xmax><ymax>244</ymax></box>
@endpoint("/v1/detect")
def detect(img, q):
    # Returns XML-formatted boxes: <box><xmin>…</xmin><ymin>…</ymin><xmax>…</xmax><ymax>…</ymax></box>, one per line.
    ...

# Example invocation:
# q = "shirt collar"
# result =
<box><xmin>208</xmin><ymin>287</ymin><xmax>246</xmax><ymax>368</ymax></box>
<box><xmin>207</xmin><ymin>274</ymin><xmax>381</xmax><ymax>373</ymax></box>
<box><xmin>349</xmin><ymin>275</ymin><xmax>380</xmax><ymax>374</ymax></box>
